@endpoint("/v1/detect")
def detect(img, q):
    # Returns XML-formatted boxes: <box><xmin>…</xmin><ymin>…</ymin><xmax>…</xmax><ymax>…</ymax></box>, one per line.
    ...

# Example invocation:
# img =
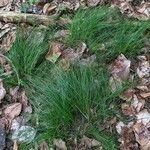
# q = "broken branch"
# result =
<box><xmin>0</xmin><ymin>11</ymin><xmax>55</xmax><ymax>26</ymax></box>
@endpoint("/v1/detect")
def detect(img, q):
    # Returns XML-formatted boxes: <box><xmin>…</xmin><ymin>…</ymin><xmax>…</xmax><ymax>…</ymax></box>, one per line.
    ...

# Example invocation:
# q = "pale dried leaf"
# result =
<box><xmin>109</xmin><ymin>54</ymin><xmax>131</xmax><ymax>80</ymax></box>
<box><xmin>4</xmin><ymin>103</ymin><xmax>22</xmax><ymax>120</ymax></box>
<box><xmin>46</xmin><ymin>42</ymin><xmax>63</xmax><ymax>63</ymax></box>
<box><xmin>120</xmin><ymin>89</ymin><xmax>134</xmax><ymax>101</ymax></box>
<box><xmin>53</xmin><ymin>139</ymin><xmax>67</xmax><ymax>150</ymax></box>
<box><xmin>121</xmin><ymin>103</ymin><xmax>134</xmax><ymax>116</ymax></box>
<box><xmin>86</xmin><ymin>0</ymin><xmax>103</xmax><ymax>7</ymax></box>
<box><xmin>136</xmin><ymin>109</ymin><xmax>150</xmax><ymax>125</ymax></box>
<box><xmin>109</xmin><ymin>75</ymin><xmax>122</xmax><ymax>92</ymax></box>
<box><xmin>0</xmin><ymin>0</ymin><xmax>10</xmax><ymax>7</ymax></box>
<box><xmin>80</xmin><ymin>136</ymin><xmax>102</xmax><ymax>149</ymax></box>
<box><xmin>116</xmin><ymin>121</ymin><xmax>125</xmax><ymax>134</ymax></box>
<box><xmin>133</xmin><ymin>122</ymin><xmax>150</xmax><ymax>149</ymax></box>
<box><xmin>136</xmin><ymin>56</ymin><xmax>150</xmax><ymax>79</ymax></box>
<box><xmin>131</xmin><ymin>95</ymin><xmax>145</xmax><ymax>113</ymax></box>
<box><xmin>0</xmin><ymin>80</ymin><xmax>6</xmax><ymax>103</ymax></box>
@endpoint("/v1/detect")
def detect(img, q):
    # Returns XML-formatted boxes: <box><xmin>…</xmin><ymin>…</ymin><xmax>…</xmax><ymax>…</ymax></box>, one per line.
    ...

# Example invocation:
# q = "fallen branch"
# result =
<box><xmin>0</xmin><ymin>11</ymin><xmax>55</xmax><ymax>26</ymax></box>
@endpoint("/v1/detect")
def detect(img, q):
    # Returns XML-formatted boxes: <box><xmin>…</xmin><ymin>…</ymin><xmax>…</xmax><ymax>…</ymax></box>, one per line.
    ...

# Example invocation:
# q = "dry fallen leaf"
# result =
<box><xmin>136</xmin><ymin>109</ymin><xmax>150</xmax><ymax>126</ymax></box>
<box><xmin>109</xmin><ymin>54</ymin><xmax>131</xmax><ymax>80</ymax></box>
<box><xmin>53</xmin><ymin>139</ymin><xmax>67</xmax><ymax>150</ymax></box>
<box><xmin>46</xmin><ymin>42</ymin><xmax>63</xmax><ymax>63</ymax></box>
<box><xmin>61</xmin><ymin>42</ymin><xmax>86</xmax><ymax>63</ymax></box>
<box><xmin>131</xmin><ymin>94</ymin><xmax>145</xmax><ymax>113</ymax></box>
<box><xmin>136</xmin><ymin>55</ymin><xmax>150</xmax><ymax>79</ymax></box>
<box><xmin>39</xmin><ymin>141</ymin><xmax>49</xmax><ymax>150</ymax></box>
<box><xmin>120</xmin><ymin>89</ymin><xmax>134</xmax><ymax>101</ymax></box>
<box><xmin>79</xmin><ymin>136</ymin><xmax>102</xmax><ymax>149</ymax></box>
<box><xmin>4</xmin><ymin>103</ymin><xmax>22</xmax><ymax>120</ymax></box>
<box><xmin>0</xmin><ymin>80</ymin><xmax>6</xmax><ymax>103</ymax></box>
<box><xmin>133</xmin><ymin>122</ymin><xmax>150</xmax><ymax>149</ymax></box>
<box><xmin>43</xmin><ymin>3</ymin><xmax>57</xmax><ymax>14</ymax></box>
<box><xmin>0</xmin><ymin>0</ymin><xmax>10</xmax><ymax>7</ymax></box>
<box><xmin>109</xmin><ymin>75</ymin><xmax>122</xmax><ymax>92</ymax></box>
<box><xmin>121</xmin><ymin>103</ymin><xmax>134</xmax><ymax>116</ymax></box>
<box><xmin>86</xmin><ymin>0</ymin><xmax>103</xmax><ymax>7</ymax></box>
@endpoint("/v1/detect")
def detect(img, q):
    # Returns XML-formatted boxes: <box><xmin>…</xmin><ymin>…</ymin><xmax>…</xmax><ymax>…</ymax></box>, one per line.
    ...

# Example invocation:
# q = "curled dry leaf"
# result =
<box><xmin>53</xmin><ymin>139</ymin><xmax>67</xmax><ymax>150</ymax></box>
<box><xmin>79</xmin><ymin>136</ymin><xmax>102</xmax><ymax>149</ymax></box>
<box><xmin>109</xmin><ymin>75</ymin><xmax>122</xmax><ymax>92</ymax></box>
<box><xmin>119</xmin><ymin>126</ymin><xmax>138</xmax><ymax>150</ymax></box>
<box><xmin>133</xmin><ymin>122</ymin><xmax>150</xmax><ymax>150</ymax></box>
<box><xmin>131</xmin><ymin>94</ymin><xmax>145</xmax><ymax>113</ymax></box>
<box><xmin>46</xmin><ymin>42</ymin><xmax>63</xmax><ymax>63</ymax></box>
<box><xmin>0</xmin><ymin>80</ymin><xmax>6</xmax><ymax>103</ymax></box>
<box><xmin>43</xmin><ymin>3</ymin><xmax>57</xmax><ymax>14</ymax></box>
<box><xmin>136</xmin><ymin>109</ymin><xmax>150</xmax><ymax>126</ymax></box>
<box><xmin>4</xmin><ymin>103</ymin><xmax>22</xmax><ymax>120</ymax></box>
<box><xmin>121</xmin><ymin>103</ymin><xmax>134</xmax><ymax>116</ymax></box>
<box><xmin>120</xmin><ymin>89</ymin><xmax>134</xmax><ymax>101</ymax></box>
<box><xmin>86</xmin><ymin>0</ymin><xmax>103</xmax><ymax>7</ymax></box>
<box><xmin>39</xmin><ymin>141</ymin><xmax>49</xmax><ymax>150</ymax></box>
<box><xmin>62</xmin><ymin>0</ymin><xmax>80</xmax><ymax>11</ymax></box>
<box><xmin>0</xmin><ymin>0</ymin><xmax>10</xmax><ymax>7</ymax></box>
<box><xmin>136</xmin><ymin>55</ymin><xmax>150</xmax><ymax>79</ymax></box>
<box><xmin>112</xmin><ymin>0</ymin><xmax>150</xmax><ymax>20</ymax></box>
<box><xmin>140</xmin><ymin>92</ymin><xmax>150</xmax><ymax>99</ymax></box>
<box><xmin>61</xmin><ymin>42</ymin><xmax>86</xmax><ymax>62</ymax></box>
<box><xmin>54</xmin><ymin>30</ymin><xmax>70</xmax><ymax>39</ymax></box>
<box><xmin>116</xmin><ymin>121</ymin><xmax>125</xmax><ymax>134</ymax></box>
<box><xmin>109</xmin><ymin>54</ymin><xmax>131</xmax><ymax>80</ymax></box>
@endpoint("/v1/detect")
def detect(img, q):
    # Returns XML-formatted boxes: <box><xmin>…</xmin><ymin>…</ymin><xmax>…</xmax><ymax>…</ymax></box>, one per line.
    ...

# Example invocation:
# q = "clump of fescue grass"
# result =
<box><xmin>25</xmin><ymin>65</ymin><xmax>121</xmax><ymax>148</ymax></box>
<box><xmin>66</xmin><ymin>7</ymin><xmax>150</xmax><ymax>62</ymax></box>
<box><xmin>6</xmin><ymin>28</ymin><xmax>49</xmax><ymax>85</ymax></box>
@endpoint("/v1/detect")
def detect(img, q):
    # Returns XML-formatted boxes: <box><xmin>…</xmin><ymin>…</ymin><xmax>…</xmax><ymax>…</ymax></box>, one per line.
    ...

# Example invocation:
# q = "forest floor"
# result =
<box><xmin>0</xmin><ymin>0</ymin><xmax>150</xmax><ymax>150</ymax></box>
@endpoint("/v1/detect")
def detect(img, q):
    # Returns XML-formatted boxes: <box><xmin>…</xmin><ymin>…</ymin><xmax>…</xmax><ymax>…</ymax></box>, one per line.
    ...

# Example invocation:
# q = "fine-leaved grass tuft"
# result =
<box><xmin>25</xmin><ymin>65</ymin><xmax>121</xmax><ymax>147</ymax></box>
<box><xmin>6</xmin><ymin>28</ymin><xmax>49</xmax><ymax>85</ymax></box>
<box><xmin>66</xmin><ymin>7</ymin><xmax>150</xmax><ymax>62</ymax></box>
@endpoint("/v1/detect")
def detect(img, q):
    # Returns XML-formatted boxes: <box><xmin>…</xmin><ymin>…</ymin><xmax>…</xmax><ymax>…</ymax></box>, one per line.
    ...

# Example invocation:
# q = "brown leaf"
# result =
<box><xmin>86</xmin><ymin>0</ymin><xmax>103</xmax><ymax>7</ymax></box>
<box><xmin>43</xmin><ymin>3</ymin><xmax>57</xmax><ymax>14</ymax></box>
<box><xmin>120</xmin><ymin>89</ymin><xmax>134</xmax><ymax>101</ymax></box>
<box><xmin>4</xmin><ymin>103</ymin><xmax>22</xmax><ymax>120</ymax></box>
<box><xmin>0</xmin><ymin>0</ymin><xmax>10</xmax><ymax>7</ymax></box>
<box><xmin>133</xmin><ymin>122</ymin><xmax>150</xmax><ymax>149</ymax></box>
<box><xmin>140</xmin><ymin>92</ymin><xmax>150</xmax><ymax>99</ymax></box>
<box><xmin>121</xmin><ymin>103</ymin><xmax>135</xmax><ymax>116</ymax></box>
<box><xmin>136</xmin><ymin>109</ymin><xmax>150</xmax><ymax>126</ymax></box>
<box><xmin>136</xmin><ymin>55</ymin><xmax>150</xmax><ymax>79</ymax></box>
<box><xmin>131</xmin><ymin>94</ymin><xmax>145</xmax><ymax>113</ymax></box>
<box><xmin>79</xmin><ymin>136</ymin><xmax>102</xmax><ymax>149</ymax></box>
<box><xmin>53</xmin><ymin>139</ymin><xmax>67</xmax><ymax>150</ymax></box>
<box><xmin>61</xmin><ymin>42</ymin><xmax>86</xmax><ymax>63</ymax></box>
<box><xmin>109</xmin><ymin>54</ymin><xmax>131</xmax><ymax>80</ymax></box>
<box><xmin>0</xmin><ymin>80</ymin><xmax>6</xmax><ymax>103</ymax></box>
<box><xmin>39</xmin><ymin>141</ymin><xmax>49</xmax><ymax>150</ymax></box>
<box><xmin>46</xmin><ymin>42</ymin><xmax>63</xmax><ymax>63</ymax></box>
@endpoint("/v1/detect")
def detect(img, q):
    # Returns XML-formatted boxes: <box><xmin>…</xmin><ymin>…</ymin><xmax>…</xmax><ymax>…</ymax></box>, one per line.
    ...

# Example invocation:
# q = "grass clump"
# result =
<box><xmin>25</xmin><ymin>66</ymin><xmax>120</xmax><ymax>148</ymax></box>
<box><xmin>66</xmin><ymin>7</ymin><xmax>150</xmax><ymax>62</ymax></box>
<box><xmin>6</xmin><ymin>28</ymin><xmax>48</xmax><ymax>85</ymax></box>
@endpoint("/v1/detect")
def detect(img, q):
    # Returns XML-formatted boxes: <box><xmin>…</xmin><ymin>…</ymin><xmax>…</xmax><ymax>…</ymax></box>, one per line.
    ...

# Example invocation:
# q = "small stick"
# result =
<box><xmin>0</xmin><ymin>11</ymin><xmax>55</xmax><ymax>26</ymax></box>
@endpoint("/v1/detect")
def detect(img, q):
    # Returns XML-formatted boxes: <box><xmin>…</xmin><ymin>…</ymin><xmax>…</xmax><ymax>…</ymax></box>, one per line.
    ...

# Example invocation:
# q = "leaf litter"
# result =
<box><xmin>0</xmin><ymin>0</ymin><xmax>150</xmax><ymax>149</ymax></box>
<box><xmin>110</xmin><ymin>54</ymin><xmax>150</xmax><ymax>149</ymax></box>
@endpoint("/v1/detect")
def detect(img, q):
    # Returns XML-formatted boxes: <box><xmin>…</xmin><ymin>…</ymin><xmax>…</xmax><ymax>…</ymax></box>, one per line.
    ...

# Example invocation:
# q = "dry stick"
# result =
<box><xmin>0</xmin><ymin>11</ymin><xmax>55</xmax><ymax>26</ymax></box>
